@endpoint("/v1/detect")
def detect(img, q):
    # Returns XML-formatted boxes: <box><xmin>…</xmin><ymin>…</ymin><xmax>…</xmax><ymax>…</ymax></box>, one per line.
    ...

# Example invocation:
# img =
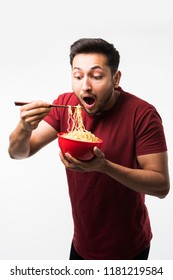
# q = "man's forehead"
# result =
<box><xmin>72</xmin><ymin>53</ymin><xmax>108</xmax><ymax>70</ymax></box>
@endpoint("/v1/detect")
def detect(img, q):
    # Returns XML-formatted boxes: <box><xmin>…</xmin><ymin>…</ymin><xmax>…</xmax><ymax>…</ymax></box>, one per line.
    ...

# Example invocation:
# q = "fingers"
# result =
<box><xmin>59</xmin><ymin>151</ymin><xmax>79</xmax><ymax>165</ymax></box>
<box><xmin>93</xmin><ymin>146</ymin><xmax>105</xmax><ymax>159</ymax></box>
<box><xmin>59</xmin><ymin>151</ymin><xmax>82</xmax><ymax>171</ymax></box>
<box><xmin>20</xmin><ymin>101</ymin><xmax>51</xmax><ymax>119</ymax></box>
<box><xmin>20</xmin><ymin>100</ymin><xmax>51</xmax><ymax>110</ymax></box>
<box><xmin>20</xmin><ymin>101</ymin><xmax>51</xmax><ymax>131</ymax></box>
<box><xmin>59</xmin><ymin>148</ymin><xmax>106</xmax><ymax>173</ymax></box>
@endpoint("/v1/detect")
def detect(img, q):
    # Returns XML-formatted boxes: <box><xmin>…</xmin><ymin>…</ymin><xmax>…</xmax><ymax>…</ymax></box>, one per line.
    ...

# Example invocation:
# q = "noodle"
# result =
<box><xmin>62</xmin><ymin>105</ymin><xmax>100</xmax><ymax>142</ymax></box>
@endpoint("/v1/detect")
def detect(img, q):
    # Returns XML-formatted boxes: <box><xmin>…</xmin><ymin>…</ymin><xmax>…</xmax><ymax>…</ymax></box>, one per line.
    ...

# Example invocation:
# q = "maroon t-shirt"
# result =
<box><xmin>44</xmin><ymin>87</ymin><xmax>167</xmax><ymax>259</ymax></box>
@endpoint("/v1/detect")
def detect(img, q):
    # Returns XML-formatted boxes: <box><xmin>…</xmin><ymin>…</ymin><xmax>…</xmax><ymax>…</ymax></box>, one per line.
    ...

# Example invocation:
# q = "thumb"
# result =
<box><xmin>93</xmin><ymin>147</ymin><xmax>105</xmax><ymax>159</ymax></box>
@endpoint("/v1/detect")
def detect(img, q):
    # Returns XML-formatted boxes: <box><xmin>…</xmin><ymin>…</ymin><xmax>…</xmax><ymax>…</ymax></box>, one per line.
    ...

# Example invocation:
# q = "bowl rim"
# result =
<box><xmin>57</xmin><ymin>132</ymin><xmax>103</xmax><ymax>144</ymax></box>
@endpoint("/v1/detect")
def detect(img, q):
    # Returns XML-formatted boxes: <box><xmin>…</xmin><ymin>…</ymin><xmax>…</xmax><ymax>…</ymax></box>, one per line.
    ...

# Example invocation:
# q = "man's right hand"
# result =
<box><xmin>19</xmin><ymin>101</ymin><xmax>52</xmax><ymax>131</ymax></box>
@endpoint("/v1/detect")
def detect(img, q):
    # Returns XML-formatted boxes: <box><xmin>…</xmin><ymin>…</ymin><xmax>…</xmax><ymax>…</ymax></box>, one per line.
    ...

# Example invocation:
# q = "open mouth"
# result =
<box><xmin>83</xmin><ymin>97</ymin><xmax>95</xmax><ymax>105</ymax></box>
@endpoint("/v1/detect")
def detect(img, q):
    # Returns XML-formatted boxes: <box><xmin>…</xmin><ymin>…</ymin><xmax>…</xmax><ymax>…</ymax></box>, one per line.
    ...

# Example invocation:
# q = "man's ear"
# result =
<box><xmin>113</xmin><ymin>71</ymin><xmax>121</xmax><ymax>88</ymax></box>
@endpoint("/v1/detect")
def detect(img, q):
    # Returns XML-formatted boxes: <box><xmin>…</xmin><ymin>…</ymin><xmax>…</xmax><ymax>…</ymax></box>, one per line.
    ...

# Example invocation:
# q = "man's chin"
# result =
<box><xmin>84</xmin><ymin>107</ymin><xmax>102</xmax><ymax>115</ymax></box>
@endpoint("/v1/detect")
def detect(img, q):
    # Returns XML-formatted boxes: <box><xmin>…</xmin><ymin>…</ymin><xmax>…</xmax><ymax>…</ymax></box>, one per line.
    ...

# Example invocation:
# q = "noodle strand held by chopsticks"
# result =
<box><xmin>63</xmin><ymin>105</ymin><xmax>100</xmax><ymax>142</ymax></box>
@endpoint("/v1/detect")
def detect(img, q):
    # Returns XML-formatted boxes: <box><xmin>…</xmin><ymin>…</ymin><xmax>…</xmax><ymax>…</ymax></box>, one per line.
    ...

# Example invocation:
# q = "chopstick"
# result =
<box><xmin>14</xmin><ymin>101</ymin><xmax>79</xmax><ymax>108</ymax></box>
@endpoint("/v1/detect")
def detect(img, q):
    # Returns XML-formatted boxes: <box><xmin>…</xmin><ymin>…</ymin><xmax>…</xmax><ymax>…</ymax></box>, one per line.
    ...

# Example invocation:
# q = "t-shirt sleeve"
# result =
<box><xmin>135</xmin><ymin>105</ymin><xmax>167</xmax><ymax>156</ymax></box>
<box><xmin>43</xmin><ymin>98</ymin><xmax>61</xmax><ymax>132</ymax></box>
<box><xmin>44</xmin><ymin>112</ymin><xmax>60</xmax><ymax>131</ymax></box>
<box><xmin>43</xmin><ymin>92</ymin><xmax>77</xmax><ymax>132</ymax></box>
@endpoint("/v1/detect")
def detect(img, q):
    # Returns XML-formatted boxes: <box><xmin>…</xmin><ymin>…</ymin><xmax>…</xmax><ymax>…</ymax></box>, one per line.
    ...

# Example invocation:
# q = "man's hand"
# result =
<box><xmin>59</xmin><ymin>147</ymin><xmax>106</xmax><ymax>172</ymax></box>
<box><xmin>20</xmin><ymin>101</ymin><xmax>52</xmax><ymax>132</ymax></box>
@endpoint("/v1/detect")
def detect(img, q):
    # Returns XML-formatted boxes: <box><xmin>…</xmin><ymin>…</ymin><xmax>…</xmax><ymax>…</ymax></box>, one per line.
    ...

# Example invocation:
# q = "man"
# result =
<box><xmin>8</xmin><ymin>38</ymin><xmax>170</xmax><ymax>260</ymax></box>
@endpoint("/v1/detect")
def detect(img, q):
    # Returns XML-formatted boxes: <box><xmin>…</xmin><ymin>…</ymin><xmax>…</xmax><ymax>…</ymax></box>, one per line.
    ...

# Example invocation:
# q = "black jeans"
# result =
<box><xmin>69</xmin><ymin>242</ymin><xmax>150</xmax><ymax>260</ymax></box>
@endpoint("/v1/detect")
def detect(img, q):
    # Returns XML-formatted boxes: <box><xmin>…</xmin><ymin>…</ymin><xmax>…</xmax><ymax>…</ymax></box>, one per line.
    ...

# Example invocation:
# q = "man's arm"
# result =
<box><xmin>102</xmin><ymin>152</ymin><xmax>170</xmax><ymax>198</ymax></box>
<box><xmin>8</xmin><ymin>101</ymin><xmax>58</xmax><ymax>159</ymax></box>
<box><xmin>59</xmin><ymin>149</ymin><xmax>170</xmax><ymax>199</ymax></box>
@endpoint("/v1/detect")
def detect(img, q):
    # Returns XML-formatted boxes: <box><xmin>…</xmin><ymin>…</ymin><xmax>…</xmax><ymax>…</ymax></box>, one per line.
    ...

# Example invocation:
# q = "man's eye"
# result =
<box><xmin>93</xmin><ymin>75</ymin><xmax>102</xmax><ymax>80</ymax></box>
<box><xmin>74</xmin><ymin>76</ymin><xmax>82</xmax><ymax>80</ymax></box>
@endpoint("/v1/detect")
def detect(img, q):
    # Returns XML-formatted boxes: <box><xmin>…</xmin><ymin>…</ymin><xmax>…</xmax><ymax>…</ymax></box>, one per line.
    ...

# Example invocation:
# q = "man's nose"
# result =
<box><xmin>82</xmin><ymin>77</ymin><xmax>92</xmax><ymax>92</ymax></box>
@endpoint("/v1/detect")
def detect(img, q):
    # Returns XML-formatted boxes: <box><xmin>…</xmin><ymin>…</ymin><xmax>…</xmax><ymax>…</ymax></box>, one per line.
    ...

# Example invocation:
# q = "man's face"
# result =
<box><xmin>71</xmin><ymin>53</ymin><xmax>117</xmax><ymax>114</ymax></box>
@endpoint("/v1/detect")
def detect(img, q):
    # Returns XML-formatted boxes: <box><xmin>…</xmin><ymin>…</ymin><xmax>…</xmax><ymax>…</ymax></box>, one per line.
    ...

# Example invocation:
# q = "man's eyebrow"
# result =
<box><xmin>72</xmin><ymin>67</ymin><xmax>81</xmax><ymax>70</ymax></box>
<box><xmin>73</xmin><ymin>66</ymin><xmax>104</xmax><ymax>71</ymax></box>
<box><xmin>91</xmin><ymin>65</ymin><xmax>104</xmax><ymax>70</ymax></box>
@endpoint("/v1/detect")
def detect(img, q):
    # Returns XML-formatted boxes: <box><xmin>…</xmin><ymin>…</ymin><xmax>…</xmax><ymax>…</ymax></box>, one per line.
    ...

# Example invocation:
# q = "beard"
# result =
<box><xmin>86</xmin><ymin>86</ymin><xmax>115</xmax><ymax>115</ymax></box>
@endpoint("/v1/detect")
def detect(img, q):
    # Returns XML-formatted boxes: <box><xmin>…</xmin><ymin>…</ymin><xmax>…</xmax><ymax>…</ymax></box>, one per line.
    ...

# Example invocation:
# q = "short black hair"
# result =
<box><xmin>70</xmin><ymin>38</ymin><xmax>120</xmax><ymax>74</ymax></box>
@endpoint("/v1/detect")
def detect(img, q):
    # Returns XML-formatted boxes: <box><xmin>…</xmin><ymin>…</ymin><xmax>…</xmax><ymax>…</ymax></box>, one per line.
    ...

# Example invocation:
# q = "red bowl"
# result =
<box><xmin>58</xmin><ymin>132</ymin><xmax>103</xmax><ymax>161</ymax></box>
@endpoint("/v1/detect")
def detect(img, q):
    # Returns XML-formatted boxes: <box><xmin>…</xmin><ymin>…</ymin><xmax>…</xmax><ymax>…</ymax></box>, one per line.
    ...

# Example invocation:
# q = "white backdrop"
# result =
<box><xmin>0</xmin><ymin>0</ymin><xmax>172</xmax><ymax>260</ymax></box>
